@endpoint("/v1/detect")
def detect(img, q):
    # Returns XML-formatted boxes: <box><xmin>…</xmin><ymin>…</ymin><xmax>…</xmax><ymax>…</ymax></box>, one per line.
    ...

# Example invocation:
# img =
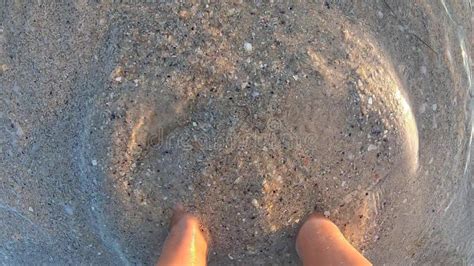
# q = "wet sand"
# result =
<box><xmin>0</xmin><ymin>1</ymin><xmax>472</xmax><ymax>264</ymax></box>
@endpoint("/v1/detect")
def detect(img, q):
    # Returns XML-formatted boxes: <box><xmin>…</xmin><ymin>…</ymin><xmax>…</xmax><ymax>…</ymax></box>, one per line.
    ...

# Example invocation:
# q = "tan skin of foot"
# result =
<box><xmin>157</xmin><ymin>208</ymin><xmax>371</xmax><ymax>266</ymax></box>
<box><xmin>156</xmin><ymin>205</ymin><xmax>208</xmax><ymax>266</ymax></box>
<box><xmin>296</xmin><ymin>213</ymin><xmax>372</xmax><ymax>266</ymax></box>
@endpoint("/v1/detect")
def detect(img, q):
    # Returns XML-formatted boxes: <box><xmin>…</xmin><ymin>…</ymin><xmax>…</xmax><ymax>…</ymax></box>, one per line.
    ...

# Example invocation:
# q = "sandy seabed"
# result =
<box><xmin>0</xmin><ymin>1</ymin><xmax>472</xmax><ymax>265</ymax></box>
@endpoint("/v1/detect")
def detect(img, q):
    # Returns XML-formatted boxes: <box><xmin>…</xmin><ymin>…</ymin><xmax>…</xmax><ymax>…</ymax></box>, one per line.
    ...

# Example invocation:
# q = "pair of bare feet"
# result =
<box><xmin>156</xmin><ymin>205</ymin><xmax>371</xmax><ymax>266</ymax></box>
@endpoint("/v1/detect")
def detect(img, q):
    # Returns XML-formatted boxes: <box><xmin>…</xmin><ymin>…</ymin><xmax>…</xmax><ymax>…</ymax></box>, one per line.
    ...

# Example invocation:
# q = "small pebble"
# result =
<box><xmin>251</xmin><ymin>91</ymin><xmax>260</xmax><ymax>98</ymax></box>
<box><xmin>91</xmin><ymin>159</ymin><xmax>98</xmax><ymax>166</ymax></box>
<box><xmin>227</xmin><ymin>8</ymin><xmax>236</xmax><ymax>16</ymax></box>
<box><xmin>192</xmin><ymin>121</ymin><xmax>198</xmax><ymax>127</ymax></box>
<box><xmin>323</xmin><ymin>210</ymin><xmax>330</xmax><ymax>217</ymax></box>
<box><xmin>64</xmin><ymin>205</ymin><xmax>74</xmax><ymax>215</ymax></box>
<box><xmin>251</xmin><ymin>198</ymin><xmax>259</xmax><ymax>208</ymax></box>
<box><xmin>28</xmin><ymin>207</ymin><xmax>34</xmax><ymax>212</ymax></box>
<box><xmin>244</xmin><ymin>42</ymin><xmax>253</xmax><ymax>52</ymax></box>
<box><xmin>0</xmin><ymin>64</ymin><xmax>8</xmax><ymax>73</ymax></box>
<box><xmin>274</xmin><ymin>175</ymin><xmax>283</xmax><ymax>183</ymax></box>
<box><xmin>115</xmin><ymin>76</ymin><xmax>123</xmax><ymax>82</ymax></box>
<box><xmin>419</xmin><ymin>103</ymin><xmax>427</xmax><ymax>114</ymax></box>
<box><xmin>367</xmin><ymin>144</ymin><xmax>378</xmax><ymax>151</ymax></box>
<box><xmin>15</xmin><ymin>124</ymin><xmax>24</xmax><ymax>137</ymax></box>
<box><xmin>432</xmin><ymin>104</ymin><xmax>438</xmax><ymax>111</ymax></box>
<box><xmin>368</xmin><ymin>96</ymin><xmax>373</xmax><ymax>105</ymax></box>
<box><xmin>234</xmin><ymin>176</ymin><xmax>242</xmax><ymax>184</ymax></box>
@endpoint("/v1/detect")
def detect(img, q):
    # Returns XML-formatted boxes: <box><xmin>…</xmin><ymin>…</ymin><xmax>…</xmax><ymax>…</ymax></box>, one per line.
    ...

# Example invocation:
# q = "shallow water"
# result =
<box><xmin>0</xmin><ymin>1</ymin><xmax>472</xmax><ymax>264</ymax></box>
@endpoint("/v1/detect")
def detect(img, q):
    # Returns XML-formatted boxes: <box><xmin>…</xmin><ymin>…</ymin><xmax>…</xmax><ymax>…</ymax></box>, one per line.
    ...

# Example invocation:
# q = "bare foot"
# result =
<box><xmin>156</xmin><ymin>205</ymin><xmax>208</xmax><ymax>266</ymax></box>
<box><xmin>296</xmin><ymin>213</ymin><xmax>372</xmax><ymax>266</ymax></box>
